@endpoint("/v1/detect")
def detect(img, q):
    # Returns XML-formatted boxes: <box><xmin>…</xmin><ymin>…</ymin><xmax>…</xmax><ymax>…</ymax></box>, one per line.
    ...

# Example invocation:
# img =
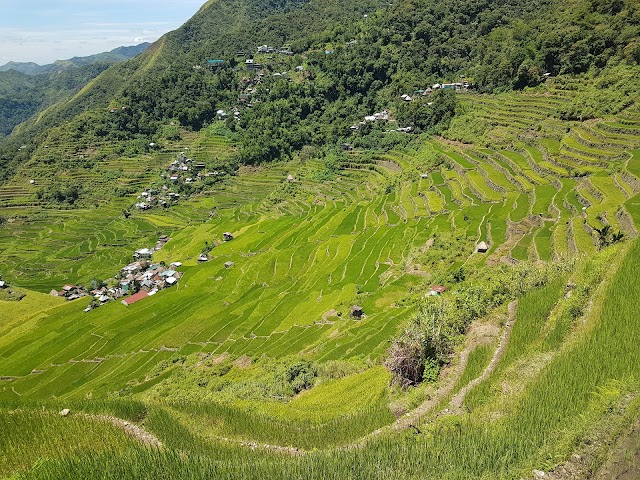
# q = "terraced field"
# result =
<box><xmin>2</xmin><ymin>85</ymin><xmax>640</xmax><ymax>478</ymax></box>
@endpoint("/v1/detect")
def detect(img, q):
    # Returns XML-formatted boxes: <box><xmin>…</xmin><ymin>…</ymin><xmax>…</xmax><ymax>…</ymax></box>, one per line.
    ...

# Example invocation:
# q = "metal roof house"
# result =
<box><xmin>121</xmin><ymin>291</ymin><xmax>149</xmax><ymax>306</ymax></box>
<box><xmin>429</xmin><ymin>285</ymin><xmax>447</xmax><ymax>296</ymax></box>
<box><xmin>207</xmin><ymin>59</ymin><xmax>225</xmax><ymax>70</ymax></box>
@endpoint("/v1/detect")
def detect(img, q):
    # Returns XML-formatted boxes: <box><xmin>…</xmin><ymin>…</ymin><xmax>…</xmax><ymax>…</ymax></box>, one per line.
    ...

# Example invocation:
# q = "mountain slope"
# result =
<box><xmin>0</xmin><ymin>43</ymin><xmax>152</xmax><ymax>139</ymax></box>
<box><xmin>1</xmin><ymin>0</ymin><xmax>638</xmax><ymax>186</ymax></box>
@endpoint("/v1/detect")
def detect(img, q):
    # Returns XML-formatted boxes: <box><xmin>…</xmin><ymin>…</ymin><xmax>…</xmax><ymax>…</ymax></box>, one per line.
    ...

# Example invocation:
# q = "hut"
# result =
<box><xmin>198</xmin><ymin>254</ymin><xmax>209</xmax><ymax>262</ymax></box>
<box><xmin>351</xmin><ymin>305</ymin><xmax>364</xmax><ymax>319</ymax></box>
<box><xmin>223</xmin><ymin>232</ymin><xmax>234</xmax><ymax>242</ymax></box>
<box><xmin>476</xmin><ymin>241</ymin><xmax>489</xmax><ymax>253</ymax></box>
<box><xmin>429</xmin><ymin>285</ymin><xmax>447</xmax><ymax>296</ymax></box>
<box><xmin>224</xmin><ymin>261</ymin><xmax>234</xmax><ymax>269</ymax></box>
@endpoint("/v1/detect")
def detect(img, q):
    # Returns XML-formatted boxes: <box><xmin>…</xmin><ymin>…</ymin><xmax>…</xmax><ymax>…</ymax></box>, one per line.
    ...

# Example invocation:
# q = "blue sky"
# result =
<box><xmin>0</xmin><ymin>0</ymin><xmax>206</xmax><ymax>64</ymax></box>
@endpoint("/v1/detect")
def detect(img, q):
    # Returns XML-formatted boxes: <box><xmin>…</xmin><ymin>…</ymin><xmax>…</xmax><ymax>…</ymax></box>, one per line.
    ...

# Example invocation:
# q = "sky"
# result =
<box><xmin>0</xmin><ymin>0</ymin><xmax>206</xmax><ymax>65</ymax></box>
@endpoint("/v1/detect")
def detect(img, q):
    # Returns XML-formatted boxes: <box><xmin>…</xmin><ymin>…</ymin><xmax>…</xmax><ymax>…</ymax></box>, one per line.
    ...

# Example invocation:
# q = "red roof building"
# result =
<box><xmin>430</xmin><ymin>285</ymin><xmax>447</xmax><ymax>294</ymax></box>
<box><xmin>121</xmin><ymin>291</ymin><xmax>149</xmax><ymax>306</ymax></box>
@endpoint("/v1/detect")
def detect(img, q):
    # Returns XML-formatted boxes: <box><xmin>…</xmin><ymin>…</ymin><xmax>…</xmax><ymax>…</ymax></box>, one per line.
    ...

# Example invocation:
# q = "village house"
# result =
<box><xmin>442</xmin><ymin>82</ymin><xmax>463</xmax><ymax>91</ymax></box>
<box><xmin>223</xmin><ymin>232</ymin><xmax>234</xmax><ymax>241</ymax></box>
<box><xmin>207</xmin><ymin>59</ymin><xmax>225</xmax><ymax>71</ymax></box>
<box><xmin>121</xmin><ymin>261</ymin><xmax>145</xmax><ymax>276</ymax></box>
<box><xmin>351</xmin><ymin>305</ymin><xmax>364</xmax><ymax>319</ymax></box>
<box><xmin>134</xmin><ymin>248</ymin><xmax>153</xmax><ymax>260</ymax></box>
<box><xmin>121</xmin><ymin>291</ymin><xmax>149</xmax><ymax>306</ymax></box>
<box><xmin>224</xmin><ymin>261</ymin><xmax>234</xmax><ymax>269</ymax></box>
<box><xmin>429</xmin><ymin>285</ymin><xmax>447</xmax><ymax>296</ymax></box>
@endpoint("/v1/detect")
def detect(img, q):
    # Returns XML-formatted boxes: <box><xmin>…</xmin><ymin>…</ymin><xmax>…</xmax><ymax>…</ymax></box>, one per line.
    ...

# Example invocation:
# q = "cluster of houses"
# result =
<box><xmin>350</xmin><ymin>110</ymin><xmax>389</xmax><ymax>131</ymax></box>
<box><xmin>256</xmin><ymin>45</ymin><xmax>293</xmax><ymax>55</ymax></box>
<box><xmin>161</xmin><ymin>151</ymin><xmax>226</xmax><ymax>189</ymax></box>
<box><xmin>50</xmin><ymin>284</ymin><xmax>90</xmax><ymax>301</ymax></box>
<box><xmin>349</xmin><ymin>109</ymin><xmax>413</xmax><ymax>134</ymax></box>
<box><xmin>82</xmin><ymin>252</ymin><xmax>184</xmax><ymax>311</ymax></box>
<box><xmin>117</xmin><ymin>260</ymin><xmax>184</xmax><ymax>307</ymax></box>
<box><xmin>47</xmin><ymin>234</ymin><xmax>185</xmax><ymax>311</ymax></box>
<box><xmin>135</xmin><ymin>188</ymin><xmax>180</xmax><ymax>210</ymax></box>
<box><xmin>399</xmin><ymin>82</ymin><xmax>471</xmax><ymax>103</ymax></box>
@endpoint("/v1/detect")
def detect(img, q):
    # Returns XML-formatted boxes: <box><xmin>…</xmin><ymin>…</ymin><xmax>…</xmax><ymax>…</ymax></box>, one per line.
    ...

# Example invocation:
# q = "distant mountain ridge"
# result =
<box><xmin>0</xmin><ymin>43</ymin><xmax>151</xmax><ymax>76</ymax></box>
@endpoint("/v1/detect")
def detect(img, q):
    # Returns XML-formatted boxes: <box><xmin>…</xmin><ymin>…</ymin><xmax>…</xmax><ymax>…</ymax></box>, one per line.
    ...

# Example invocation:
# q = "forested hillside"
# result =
<box><xmin>0</xmin><ymin>43</ymin><xmax>151</xmax><ymax>140</ymax></box>
<box><xmin>1</xmin><ymin>0</ymin><xmax>638</xmax><ymax>184</ymax></box>
<box><xmin>0</xmin><ymin>64</ymin><xmax>116</xmax><ymax>139</ymax></box>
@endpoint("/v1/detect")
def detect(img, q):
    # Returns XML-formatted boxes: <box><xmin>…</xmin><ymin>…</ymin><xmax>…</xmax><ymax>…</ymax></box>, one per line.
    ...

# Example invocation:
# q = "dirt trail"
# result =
<box><xmin>448</xmin><ymin>300</ymin><xmax>517</xmax><ymax>412</ymax></box>
<box><xmin>90</xmin><ymin>302</ymin><xmax>518</xmax><ymax>455</ymax></box>
<box><xmin>85</xmin><ymin>414</ymin><xmax>163</xmax><ymax>448</ymax></box>
<box><xmin>363</xmin><ymin>308</ymin><xmax>514</xmax><ymax>440</ymax></box>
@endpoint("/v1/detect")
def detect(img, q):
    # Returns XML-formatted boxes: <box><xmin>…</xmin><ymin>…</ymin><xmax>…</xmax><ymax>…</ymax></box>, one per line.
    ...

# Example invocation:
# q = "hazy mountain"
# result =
<box><xmin>0</xmin><ymin>43</ymin><xmax>151</xmax><ymax>76</ymax></box>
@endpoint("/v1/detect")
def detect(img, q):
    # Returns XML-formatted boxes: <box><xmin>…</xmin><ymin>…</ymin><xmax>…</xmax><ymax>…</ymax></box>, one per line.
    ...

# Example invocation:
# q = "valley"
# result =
<box><xmin>1</xmin><ymin>0</ymin><xmax>640</xmax><ymax>477</ymax></box>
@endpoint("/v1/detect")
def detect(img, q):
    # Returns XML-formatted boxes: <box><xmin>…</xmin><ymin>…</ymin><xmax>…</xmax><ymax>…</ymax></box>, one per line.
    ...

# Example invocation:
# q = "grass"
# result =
<box><xmin>17</xmin><ymin>240</ymin><xmax>640</xmax><ymax>479</ymax></box>
<box><xmin>0</xmin><ymin>408</ymin><xmax>139</xmax><ymax>477</ymax></box>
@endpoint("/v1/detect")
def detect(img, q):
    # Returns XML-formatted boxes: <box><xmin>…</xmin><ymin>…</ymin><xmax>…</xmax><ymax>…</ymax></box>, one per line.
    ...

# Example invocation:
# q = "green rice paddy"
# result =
<box><xmin>2</xmin><ymin>84</ymin><xmax>640</xmax><ymax>478</ymax></box>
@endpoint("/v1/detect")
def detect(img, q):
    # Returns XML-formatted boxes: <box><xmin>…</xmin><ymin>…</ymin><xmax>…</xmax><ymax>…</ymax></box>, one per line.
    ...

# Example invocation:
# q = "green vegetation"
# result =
<box><xmin>1</xmin><ymin>0</ymin><xmax>640</xmax><ymax>477</ymax></box>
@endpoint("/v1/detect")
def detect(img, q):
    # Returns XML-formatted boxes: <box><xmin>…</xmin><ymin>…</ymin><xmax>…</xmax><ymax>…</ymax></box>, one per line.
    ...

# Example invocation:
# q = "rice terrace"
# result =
<box><xmin>2</xmin><ymin>0</ymin><xmax>640</xmax><ymax>478</ymax></box>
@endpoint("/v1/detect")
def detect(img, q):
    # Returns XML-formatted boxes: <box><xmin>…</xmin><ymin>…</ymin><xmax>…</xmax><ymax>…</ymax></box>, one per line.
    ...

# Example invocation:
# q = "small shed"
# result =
<box><xmin>429</xmin><ymin>285</ymin><xmax>447</xmax><ymax>296</ymax></box>
<box><xmin>0</xmin><ymin>280</ymin><xmax>6</xmax><ymax>288</ymax></box>
<box><xmin>224</xmin><ymin>261</ymin><xmax>234</xmax><ymax>269</ymax></box>
<box><xmin>476</xmin><ymin>241</ymin><xmax>489</xmax><ymax>253</ymax></box>
<box><xmin>223</xmin><ymin>232</ymin><xmax>234</xmax><ymax>242</ymax></box>
<box><xmin>351</xmin><ymin>305</ymin><xmax>364</xmax><ymax>319</ymax></box>
<box><xmin>198</xmin><ymin>254</ymin><xmax>209</xmax><ymax>262</ymax></box>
